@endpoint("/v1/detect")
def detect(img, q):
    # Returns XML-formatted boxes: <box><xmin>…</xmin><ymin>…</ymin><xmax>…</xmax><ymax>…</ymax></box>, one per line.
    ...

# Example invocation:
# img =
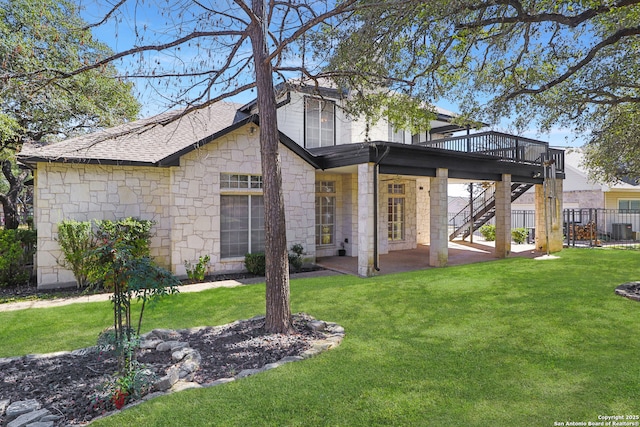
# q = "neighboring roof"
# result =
<box><xmin>564</xmin><ymin>149</ymin><xmax>640</xmax><ymax>192</ymax></box>
<box><xmin>18</xmin><ymin>102</ymin><xmax>251</xmax><ymax>167</ymax></box>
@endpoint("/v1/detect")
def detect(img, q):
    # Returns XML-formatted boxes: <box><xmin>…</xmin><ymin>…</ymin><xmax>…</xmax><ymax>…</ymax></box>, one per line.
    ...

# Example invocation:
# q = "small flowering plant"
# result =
<box><xmin>111</xmin><ymin>389</ymin><xmax>128</xmax><ymax>410</ymax></box>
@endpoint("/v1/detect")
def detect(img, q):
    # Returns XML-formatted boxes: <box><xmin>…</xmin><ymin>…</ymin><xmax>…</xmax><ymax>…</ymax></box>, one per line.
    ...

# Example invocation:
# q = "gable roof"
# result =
<box><xmin>19</xmin><ymin>101</ymin><xmax>321</xmax><ymax>169</ymax></box>
<box><xmin>18</xmin><ymin>102</ymin><xmax>252</xmax><ymax>167</ymax></box>
<box><xmin>564</xmin><ymin>149</ymin><xmax>640</xmax><ymax>192</ymax></box>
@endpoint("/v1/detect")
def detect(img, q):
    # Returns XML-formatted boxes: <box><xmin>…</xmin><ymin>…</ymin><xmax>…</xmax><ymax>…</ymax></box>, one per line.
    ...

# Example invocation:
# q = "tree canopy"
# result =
<box><xmin>0</xmin><ymin>0</ymin><xmax>140</xmax><ymax>228</ymax></box>
<box><xmin>323</xmin><ymin>0</ymin><xmax>640</xmax><ymax>182</ymax></box>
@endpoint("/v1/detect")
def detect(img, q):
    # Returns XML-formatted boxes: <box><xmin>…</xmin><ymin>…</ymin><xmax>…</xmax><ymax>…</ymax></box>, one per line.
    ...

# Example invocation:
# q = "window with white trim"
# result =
<box><xmin>220</xmin><ymin>173</ymin><xmax>265</xmax><ymax>258</ymax></box>
<box><xmin>220</xmin><ymin>173</ymin><xmax>263</xmax><ymax>189</ymax></box>
<box><xmin>305</xmin><ymin>97</ymin><xmax>335</xmax><ymax>148</ymax></box>
<box><xmin>315</xmin><ymin>181</ymin><xmax>336</xmax><ymax>245</ymax></box>
<box><xmin>619</xmin><ymin>199</ymin><xmax>640</xmax><ymax>211</ymax></box>
<box><xmin>388</xmin><ymin>183</ymin><xmax>405</xmax><ymax>241</ymax></box>
<box><xmin>388</xmin><ymin>124</ymin><xmax>406</xmax><ymax>144</ymax></box>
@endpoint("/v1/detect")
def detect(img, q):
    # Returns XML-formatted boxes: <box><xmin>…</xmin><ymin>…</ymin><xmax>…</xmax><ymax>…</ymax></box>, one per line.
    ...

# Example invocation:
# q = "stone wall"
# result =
<box><xmin>34</xmin><ymin>163</ymin><xmax>172</xmax><ymax>288</ymax></box>
<box><xmin>168</xmin><ymin>125</ymin><xmax>316</xmax><ymax>276</ymax></box>
<box><xmin>33</xmin><ymin>125</ymin><xmax>316</xmax><ymax>288</ymax></box>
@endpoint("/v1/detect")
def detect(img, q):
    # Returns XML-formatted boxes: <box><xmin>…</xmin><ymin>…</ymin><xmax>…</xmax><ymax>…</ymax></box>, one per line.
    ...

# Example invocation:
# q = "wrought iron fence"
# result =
<box><xmin>448</xmin><ymin>210</ymin><xmax>536</xmax><ymax>240</ymax></box>
<box><xmin>564</xmin><ymin>208</ymin><xmax>640</xmax><ymax>248</ymax></box>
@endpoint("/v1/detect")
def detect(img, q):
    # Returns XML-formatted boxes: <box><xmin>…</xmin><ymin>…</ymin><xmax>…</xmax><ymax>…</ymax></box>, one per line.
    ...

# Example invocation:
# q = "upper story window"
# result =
<box><xmin>305</xmin><ymin>97</ymin><xmax>335</xmax><ymax>148</ymax></box>
<box><xmin>388</xmin><ymin>124</ymin><xmax>406</xmax><ymax>144</ymax></box>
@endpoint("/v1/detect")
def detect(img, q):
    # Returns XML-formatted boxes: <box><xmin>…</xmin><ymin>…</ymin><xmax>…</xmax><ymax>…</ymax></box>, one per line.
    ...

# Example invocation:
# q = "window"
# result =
<box><xmin>220</xmin><ymin>173</ymin><xmax>264</xmax><ymax>258</ymax></box>
<box><xmin>305</xmin><ymin>97</ymin><xmax>335</xmax><ymax>148</ymax></box>
<box><xmin>315</xmin><ymin>181</ymin><xmax>336</xmax><ymax>245</ymax></box>
<box><xmin>220</xmin><ymin>173</ymin><xmax>262</xmax><ymax>189</ymax></box>
<box><xmin>388</xmin><ymin>184</ymin><xmax>405</xmax><ymax>241</ymax></box>
<box><xmin>388</xmin><ymin>124</ymin><xmax>405</xmax><ymax>144</ymax></box>
<box><xmin>619</xmin><ymin>200</ymin><xmax>640</xmax><ymax>211</ymax></box>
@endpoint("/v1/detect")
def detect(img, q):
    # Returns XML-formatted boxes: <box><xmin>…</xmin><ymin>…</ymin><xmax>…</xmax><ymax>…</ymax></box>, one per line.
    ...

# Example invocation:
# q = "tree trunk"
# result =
<box><xmin>249</xmin><ymin>0</ymin><xmax>292</xmax><ymax>334</ymax></box>
<box><xmin>0</xmin><ymin>160</ymin><xmax>24</xmax><ymax>229</ymax></box>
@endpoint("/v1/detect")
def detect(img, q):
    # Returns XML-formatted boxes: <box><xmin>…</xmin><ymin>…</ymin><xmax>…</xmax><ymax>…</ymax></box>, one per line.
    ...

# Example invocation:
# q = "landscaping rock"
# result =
<box><xmin>151</xmin><ymin>329</ymin><xmax>182</xmax><ymax>340</ymax></box>
<box><xmin>1</xmin><ymin>313</ymin><xmax>345</xmax><ymax>426</ymax></box>
<box><xmin>156</xmin><ymin>341</ymin><xmax>189</xmax><ymax>352</ymax></box>
<box><xmin>236</xmin><ymin>368</ymin><xmax>263</xmax><ymax>378</ymax></box>
<box><xmin>170</xmin><ymin>381</ymin><xmax>201</xmax><ymax>392</ymax></box>
<box><xmin>154</xmin><ymin>366</ymin><xmax>180</xmax><ymax>391</ymax></box>
<box><xmin>23</xmin><ymin>421</ymin><xmax>54</xmax><ymax>427</ymax></box>
<box><xmin>309</xmin><ymin>320</ymin><xmax>326</xmax><ymax>332</ymax></box>
<box><xmin>171</xmin><ymin>347</ymin><xmax>196</xmax><ymax>362</ymax></box>
<box><xmin>0</xmin><ymin>399</ymin><xmax>10</xmax><ymax>416</ymax></box>
<box><xmin>7</xmin><ymin>408</ymin><xmax>50</xmax><ymax>427</ymax></box>
<box><xmin>139</xmin><ymin>339</ymin><xmax>163</xmax><ymax>350</ymax></box>
<box><xmin>6</xmin><ymin>400</ymin><xmax>40</xmax><ymax>421</ymax></box>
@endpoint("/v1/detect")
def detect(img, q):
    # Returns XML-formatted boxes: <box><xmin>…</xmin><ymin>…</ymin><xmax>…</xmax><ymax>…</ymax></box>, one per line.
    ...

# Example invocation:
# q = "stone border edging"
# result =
<box><xmin>615</xmin><ymin>281</ymin><xmax>640</xmax><ymax>301</ymax></box>
<box><xmin>0</xmin><ymin>314</ymin><xmax>345</xmax><ymax>427</ymax></box>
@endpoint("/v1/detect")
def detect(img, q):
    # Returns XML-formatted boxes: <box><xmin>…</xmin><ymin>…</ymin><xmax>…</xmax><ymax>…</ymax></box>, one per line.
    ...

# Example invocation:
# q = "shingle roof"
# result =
<box><xmin>19</xmin><ymin>102</ymin><xmax>249</xmax><ymax>166</ymax></box>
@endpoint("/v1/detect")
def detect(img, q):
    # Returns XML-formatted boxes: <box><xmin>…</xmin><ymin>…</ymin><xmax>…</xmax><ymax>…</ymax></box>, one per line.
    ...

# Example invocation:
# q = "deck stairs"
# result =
<box><xmin>448</xmin><ymin>183</ymin><xmax>533</xmax><ymax>241</ymax></box>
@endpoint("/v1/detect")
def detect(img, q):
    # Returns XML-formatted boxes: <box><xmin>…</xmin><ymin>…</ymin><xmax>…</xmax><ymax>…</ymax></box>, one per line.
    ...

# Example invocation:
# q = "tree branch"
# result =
<box><xmin>505</xmin><ymin>26</ymin><xmax>640</xmax><ymax>99</ymax></box>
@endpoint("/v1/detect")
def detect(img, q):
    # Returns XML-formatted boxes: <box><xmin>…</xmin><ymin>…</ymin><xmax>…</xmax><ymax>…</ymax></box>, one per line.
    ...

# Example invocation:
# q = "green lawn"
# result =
<box><xmin>2</xmin><ymin>248</ymin><xmax>639</xmax><ymax>426</ymax></box>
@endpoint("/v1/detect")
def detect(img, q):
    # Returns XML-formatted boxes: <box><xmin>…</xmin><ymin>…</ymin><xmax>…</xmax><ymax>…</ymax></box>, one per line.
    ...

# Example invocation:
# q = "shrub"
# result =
<box><xmin>479</xmin><ymin>224</ymin><xmax>496</xmax><ymax>241</ymax></box>
<box><xmin>185</xmin><ymin>255</ymin><xmax>210</xmax><ymax>283</ymax></box>
<box><xmin>512</xmin><ymin>227</ymin><xmax>529</xmax><ymax>244</ymax></box>
<box><xmin>244</xmin><ymin>252</ymin><xmax>266</xmax><ymax>276</ymax></box>
<box><xmin>94</xmin><ymin>217</ymin><xmax>154</xmax><ymax>259</ymax></box>
<box><xmin>57</xmin><ymin>220</ymin><xmax>94</xmax><ymax>288</ymax></box>
<box><xmin>91</xmin><ymin>232</ymin><xmax>179</xmax><ymax>375</ymax></box>
<box><xmin>289</xmin><ymin>244</ymin><xmax>305</xmax><ymax>273</ymax></box>
<box><xmin>0</xmin><ymin>229</ymin><xmax>33</xmax><ymax>287</ymax></box>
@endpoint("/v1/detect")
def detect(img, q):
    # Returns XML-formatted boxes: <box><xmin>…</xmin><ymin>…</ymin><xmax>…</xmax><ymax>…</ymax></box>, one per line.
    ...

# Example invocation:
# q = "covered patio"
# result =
<box><xmin>316</xmin><ymin>240</ymin><xmax>541</xmax><ymax>276</ymax></box>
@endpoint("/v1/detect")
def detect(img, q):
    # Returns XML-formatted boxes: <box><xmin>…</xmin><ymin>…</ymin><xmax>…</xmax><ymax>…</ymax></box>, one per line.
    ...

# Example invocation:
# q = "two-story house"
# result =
<box><xmin>18</xmin><ymin>82</ymin><xmax>565</xmax><ymax>289</ymax></box>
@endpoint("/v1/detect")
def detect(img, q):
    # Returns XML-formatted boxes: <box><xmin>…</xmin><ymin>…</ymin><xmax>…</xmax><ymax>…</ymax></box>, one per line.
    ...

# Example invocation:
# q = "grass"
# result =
<box><xmin>2</xmin><ymin>248</ymin><xmax>640</xmax><ymax>426</ymax></box>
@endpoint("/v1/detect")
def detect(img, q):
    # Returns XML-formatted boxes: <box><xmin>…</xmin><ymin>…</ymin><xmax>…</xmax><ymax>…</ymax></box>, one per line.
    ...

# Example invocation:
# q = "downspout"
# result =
<box><xmin>373</xmin><ymin>145</ymin><xmax>391</xmax><ymax>272</ymax></box>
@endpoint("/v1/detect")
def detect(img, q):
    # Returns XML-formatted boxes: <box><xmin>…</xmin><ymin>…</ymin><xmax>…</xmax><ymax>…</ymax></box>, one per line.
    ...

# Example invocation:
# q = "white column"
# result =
<box><xmin>429</xmin><ymin>168</ymin><xmax>448</xmax><ymax>267</ymax></box>
<box><xmin>535</xmin><ymin>179</ymin><xmax>564</xmax><ymax>253</ymax></box>
<box><xmin>357</xmin><ymin>163</ymin><xmax>376</xmax><ymax>276</ymax></box>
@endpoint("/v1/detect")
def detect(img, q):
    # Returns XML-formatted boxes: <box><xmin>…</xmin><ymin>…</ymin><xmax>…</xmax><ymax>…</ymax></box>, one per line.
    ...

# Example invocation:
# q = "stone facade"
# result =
<box><xmin>169</xmin><ymin>128</ymin><xmax>316</xmax><ymax>276</ymax></box>
<box><xmin>33</xmin><ymin>125</ymin><xmax>316</xmax><ymax>288</ymax></box>
<box><xmin>429</xmin><ymin>168</ymin><xmax>448</xmax><ymax>267</ymax></box>
<box><xmin>34</xmin><ymin>164</ymin><xmax>172</xmax><ymax>288</ymax></box>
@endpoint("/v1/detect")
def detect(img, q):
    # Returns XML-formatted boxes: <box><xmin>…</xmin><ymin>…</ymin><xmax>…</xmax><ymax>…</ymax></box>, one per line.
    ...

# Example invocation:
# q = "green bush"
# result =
<box><xmin>95</xmin><ymin>218</ymin><xmax>154</xmax><ymax>258</ymax></box>
<box><xmin>57</xmin><ymin>220</ymin><xmax>94</xmax><ymax>288</ymax></box>
<box><xmin>244</xmin><ymin>252</ymin><xmax>266</xmax><ymax>276</ymax></box>
<box><xmin>0</xmin><ymin>229</ymin><xmax>35</xmax><ymax>287</ymax></box>
<box><xmin>479</xmin><ymin>224</ymin><xmax>496</xmax><ymax>241</ymax></box>
<box><xmin>289</xmin><ymin>244</ymin><xmax>305</xmax><ymax>273</ymax></box>
<box><xmin>511</xmin><ymin>227</ymin><xmax>529</xmax><ymax>244</ymax></box>
<box><xmin>185</xmin><ymin>255</ymin><xmax>210</xmax><ymax>283</ymax></box>
<box><xmin>57</xmin><ymin>217</ymin><xmax>155</xmax><ymax>290</ymax></box>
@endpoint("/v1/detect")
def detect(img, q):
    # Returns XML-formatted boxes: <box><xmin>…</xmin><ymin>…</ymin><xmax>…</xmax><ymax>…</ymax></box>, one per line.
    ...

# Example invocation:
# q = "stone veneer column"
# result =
<box><xmin>357</xmin><ymin>163</ymin><xmax>377</xmax><ymax>277</ymax></box>
<box><xmin>495</xmin><ymin>174</ymin><xmax>512</xmax><ymax>258</ymax></box>
<box><xmin>429</xmin><ymin>168</ymin><xmax>448</xmax><ymax>267</ymax></box>
<box><xmin>535</xmin><ymin>179</ymin><xmax>564</xmax><ymax>253</ymax></box>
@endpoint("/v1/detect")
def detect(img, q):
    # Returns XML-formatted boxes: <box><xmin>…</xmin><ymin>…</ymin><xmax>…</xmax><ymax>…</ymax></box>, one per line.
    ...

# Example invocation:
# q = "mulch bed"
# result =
<box><xmin>0</xmin><ymin>314</ymin><xmax>324</xmax><ymax>426</ymax></box>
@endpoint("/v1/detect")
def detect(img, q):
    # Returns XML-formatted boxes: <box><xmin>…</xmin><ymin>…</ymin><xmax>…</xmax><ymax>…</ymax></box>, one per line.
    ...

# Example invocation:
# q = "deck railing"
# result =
<box><xmin>421</xmin><ymin>131</ymin><xmax>564</xmax><ymax>171</ymax></box>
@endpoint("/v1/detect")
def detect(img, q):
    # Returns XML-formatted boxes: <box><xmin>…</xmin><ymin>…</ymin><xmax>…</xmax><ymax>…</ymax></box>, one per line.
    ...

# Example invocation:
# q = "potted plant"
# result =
<box><xmin>338</xmin><ymin>241</ymin><xmax>346</xmax><ymax>256</ymax></box>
